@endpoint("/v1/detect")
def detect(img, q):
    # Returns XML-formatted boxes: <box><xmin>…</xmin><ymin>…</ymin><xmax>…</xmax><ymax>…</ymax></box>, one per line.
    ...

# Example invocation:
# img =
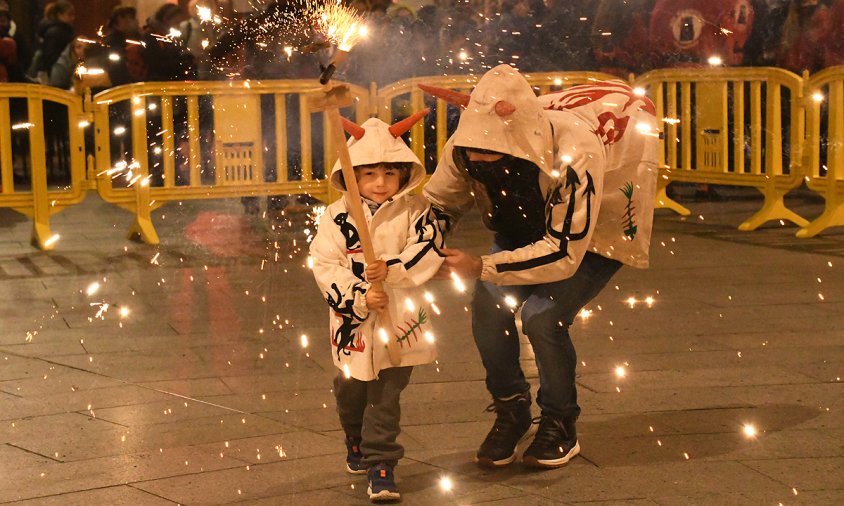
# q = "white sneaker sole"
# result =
<box><xmin>522</xmin><ymin>440</ymin><xmax>581</xmax><ymax>468</ymax></box>
<box><xmin>475</xmin><ymin>424</ymin><xmax>538</xmax><ymax>468</ymax></box>
<box><xmin>367</xmin><ymin>486</ymin><xmax>401</xmax><ymax>502</ymax></box>
<box><xmin>346</xmin><ymin>463</ymin><xmax>367</xmax><ymax>475</ymax></box>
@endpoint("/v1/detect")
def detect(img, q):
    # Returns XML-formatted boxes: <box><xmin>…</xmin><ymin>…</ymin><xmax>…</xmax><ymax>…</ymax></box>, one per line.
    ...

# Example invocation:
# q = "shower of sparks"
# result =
<box><xmin>424</xmin><ymin>331</ymin><xmax>435</xmax><ymax>343</ymax></box>
<box><xmin>707</xmin><ymin>55</ymin><xmax>722</xmax><ymax>66</ymax></box>
<box><xmin>615</xmin><ymin>366</ymin><xmax>626</xmax><ymax>378</ymax></box>
<box><xmin>343</xmin><ymin>363</ymin><xmax>351</xmax><ymax>378</ymax></box>
<box><xmin>812</xmin><ymin>92</ymin><xmax>824</xmax><ymax>103</ymax></box>
<box><xmin>11</xmin><ymin>122</ymin><xmax>34</xmax><ymax>130</ymax></box>
<box><xmin>578</xmin><ymin>308</ymin><xmax>593</xmax><ymax>320</ymax></box>
<box><xmin>314</xmin><ymin>1</ymin><xmax>368</xmax><ymax>52</ymax></box>
<box><xmin>504</xmin><ymin>295</ymin><xmax>518</xmax><ymax>308</ymax></box>
<box><xmin>378</xmin><ymin>327</ymin><xmax>389</xmax><ymax>344</ymax></box>
<box><xmin>439</xmin><ymin>476</ymin><xmax>454</xmax><ymax>492</ymax></box>
<box><xmin>404</xmin><ymin>298</ymin><xmax>416</xmax><ymax>312</ymax></box>
<box><xmin>310</xmin><ymin>206</ymin><xmax>326</xmax><ymax>230</ymax></box>
<box><xmin>90</xmin><ymin>302</ymin><xmax>110</xmax><ymax>319</ymax></box>
<box><xmin>196</xmin><ymin>5</ymin><xmax>213</xmax><ymax>23</ymax></box>
<box><xmin>300</xmin><ymin>334</ymin><xmax>309</xmax><ymax>348</ymax></box>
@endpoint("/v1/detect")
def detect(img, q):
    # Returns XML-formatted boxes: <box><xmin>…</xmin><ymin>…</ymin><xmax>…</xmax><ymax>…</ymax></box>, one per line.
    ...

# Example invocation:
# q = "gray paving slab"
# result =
<box><xmin>10</xmin><ymin>486</ymin><xmax>177</xmax><ymax>506</ymax></box>
<box><xmin>1</xmin><ymin>194</ymin><xmax>842</xmax><ymax>504</ymax></box>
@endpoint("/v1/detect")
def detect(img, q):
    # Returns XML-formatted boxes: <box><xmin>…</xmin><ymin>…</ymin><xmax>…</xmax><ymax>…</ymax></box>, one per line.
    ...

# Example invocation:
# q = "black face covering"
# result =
<box><xmin>456</xmin><ymin>148</ymin><xmax>547</xmax><ymax>249</ymax></box>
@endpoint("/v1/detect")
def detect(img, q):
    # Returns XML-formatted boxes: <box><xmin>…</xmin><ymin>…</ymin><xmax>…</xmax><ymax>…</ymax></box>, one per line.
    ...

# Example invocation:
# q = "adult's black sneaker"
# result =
<box><xmin>475</xmin><ymin>392</ymin><xmax>533</xmax><ymax>468</ymax></box>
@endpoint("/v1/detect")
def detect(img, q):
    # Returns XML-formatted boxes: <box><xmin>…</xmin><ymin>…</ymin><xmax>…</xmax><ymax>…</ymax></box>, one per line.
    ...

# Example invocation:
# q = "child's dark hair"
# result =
<box><xmin>339</xmin><ymin>162</ymin><xmax>414</xmax><ymax>190</ymax></box>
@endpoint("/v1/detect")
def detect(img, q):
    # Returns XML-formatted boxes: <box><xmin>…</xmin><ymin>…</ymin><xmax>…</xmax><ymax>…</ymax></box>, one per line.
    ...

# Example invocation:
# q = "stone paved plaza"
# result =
<box><xmin>1</xmin><ymin>189</ymin><xmax>842</xmax><ymax>505</ymax></box>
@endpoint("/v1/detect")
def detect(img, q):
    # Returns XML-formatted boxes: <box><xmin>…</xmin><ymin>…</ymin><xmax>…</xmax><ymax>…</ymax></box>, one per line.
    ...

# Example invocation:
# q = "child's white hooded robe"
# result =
<box><xmin>310</xmin><ymin>117</ymin><xmax>445</xmax><ymax>381</ymax></box>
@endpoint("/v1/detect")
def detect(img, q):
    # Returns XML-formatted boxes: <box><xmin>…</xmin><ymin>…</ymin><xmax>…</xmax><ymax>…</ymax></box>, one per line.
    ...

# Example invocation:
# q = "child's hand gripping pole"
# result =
<box><xmin>306</xmin><ymin>84</ymin><xmax>402</xmax><ymax>367</ymax></box>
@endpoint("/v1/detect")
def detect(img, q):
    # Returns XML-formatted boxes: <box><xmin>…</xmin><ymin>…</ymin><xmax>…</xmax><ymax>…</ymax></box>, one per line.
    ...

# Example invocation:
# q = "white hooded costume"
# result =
<box><xmin>423</xmin><ymin>64</ymin><xmax>659</xmax><ymax>285</ymax></box>
<box><xmin>309</xmin><ymin>117</ymin><xmax>445</xmax><ymax>381</ymax></box>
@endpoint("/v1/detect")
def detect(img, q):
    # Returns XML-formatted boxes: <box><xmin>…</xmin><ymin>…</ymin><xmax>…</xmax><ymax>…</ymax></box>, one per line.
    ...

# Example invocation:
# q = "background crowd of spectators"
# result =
<box><xmin>0</xmin><ymin>0</ymin><xmax>842</xmax><ymax>93</ymax></box>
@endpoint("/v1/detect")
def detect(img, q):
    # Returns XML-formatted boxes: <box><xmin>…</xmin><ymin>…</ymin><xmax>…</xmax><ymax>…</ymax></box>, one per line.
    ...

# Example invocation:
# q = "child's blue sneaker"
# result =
<box><xmin>345</xmin><ymin>435</ymin><xmax>367</xmax><ymax>474</ymax></box>
<box><xmin>367</xmin><ymin>463</ymin><xmax>400</xmax><ymax>502</ymax></box>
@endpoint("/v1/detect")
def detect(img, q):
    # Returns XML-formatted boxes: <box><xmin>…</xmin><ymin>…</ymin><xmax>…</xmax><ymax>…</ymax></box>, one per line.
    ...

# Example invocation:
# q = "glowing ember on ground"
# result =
<box><xmin>742</xmin><ymin>423</ymin><xmax>758</xmax><ymax>438</ymax></box>
<box><xmin>86</xmin><ymin>282</ymin><xmax>101</xmax><ymax>296</ymax></box>
<box><xmin>439</xmin><ymin>476</ymin><xmax>453</xmax><ymax>491</ymax></box>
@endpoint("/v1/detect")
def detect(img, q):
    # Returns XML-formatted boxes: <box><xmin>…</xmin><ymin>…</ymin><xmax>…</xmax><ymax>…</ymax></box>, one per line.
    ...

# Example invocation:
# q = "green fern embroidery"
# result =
<box><xmin>620</xmin><ymin>182</ymin><xmax>638</xmax><ymax>239</ymax></box>
<box><xmin>395</xmin><ymin>308</ymin><xmax>428</xmax><ymax>348</ymax></box>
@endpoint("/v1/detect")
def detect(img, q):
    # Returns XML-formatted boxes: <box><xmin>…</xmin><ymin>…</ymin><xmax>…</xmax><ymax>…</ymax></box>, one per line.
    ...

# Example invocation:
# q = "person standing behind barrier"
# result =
<box><xmin>776</xmin><ymin>0</ymin><xmax>844</xmax><ymax>72</ymax></box>
<box><xmin>0</xmin><ymin>1</ymin><xmax>31</xmax><ymax>82</ymax></box>
<box><xmin>0</xmin><ymin>6</ymin><xmax>19</xmax><ymax>83</ymax></box>
<box><xmin>483</xmin><ymin>0</ymin><xmax>547</xmax><ymax>71</ymax></box>
<box><xmin>33</xmin><ymin>0</ymin><xmax>75</xmax><ymax>84</ymax></box>
<box><xmin>101</xmin><ymin>6</ymin><xmax>141</xmax><ymax>87</ymax></box>
<box><xmin>421</xmin><ymin>65</ymin><xmax>658</xmax><ymax>469</ymax></box>
<box><xmin>179</xmin><ymin>0</ymin><xmax>224</xmax><ymax>80</ymax></box>
<box><xmin>47</xmin><ymin>36</ymin><xmax>84</xmax><ymax>90</ymax></box>
<box><xmin>534</xmin><ymin>0</ymin><xmax>598</xmax><ymax>72</ymax></box>
<box><xmin>140</xmin><ymin>4</ymin><xmax>195</xmax><ymax>82</ymax></box>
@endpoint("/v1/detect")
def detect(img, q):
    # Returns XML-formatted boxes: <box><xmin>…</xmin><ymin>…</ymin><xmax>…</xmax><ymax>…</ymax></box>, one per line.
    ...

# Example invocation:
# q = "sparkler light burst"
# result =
<box><xmin>312</xmin><ymin>1</ymin><xmax>368</xmax><ymax>52</ymax></box>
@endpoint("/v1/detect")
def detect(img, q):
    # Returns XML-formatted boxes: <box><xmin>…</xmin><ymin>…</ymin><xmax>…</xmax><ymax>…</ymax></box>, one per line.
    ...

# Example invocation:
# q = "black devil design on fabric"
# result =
<box><xmin>547</xmin><ymin>166</ymin><xmax>596</xmax><ymax>251</ymax></box>
<box><xmin>334</xmin><ymin>212</ymin><xmax>366</xmax><ymax>280</ymax></box>
<box><xmin>326</xmin><ymin>282</ymin><xmax>366</xmax><ymax>357</ymax></box>
<box><xmin>334</xmin><ymin>212</ymin><xmax>361</xmax><ymax>252</ymax></box>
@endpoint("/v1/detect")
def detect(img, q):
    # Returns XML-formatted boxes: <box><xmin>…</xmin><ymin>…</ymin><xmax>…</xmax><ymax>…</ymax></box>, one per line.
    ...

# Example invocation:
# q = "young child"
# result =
<box><xmin>309</xmin><ymin>112</ymin><xmax>445</xmax><ymax>502</ymax></box>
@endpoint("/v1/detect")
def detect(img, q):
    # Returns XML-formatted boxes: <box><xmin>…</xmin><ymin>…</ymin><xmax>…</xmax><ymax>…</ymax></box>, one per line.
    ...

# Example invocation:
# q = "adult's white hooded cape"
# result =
<box><xmin>423</xmin><ymin>64</ymin><xmax>659</xmax><ymax>285</ymax></box>
<box><xmin>309</xmin><ymin>117</ymin><xmax>445</xmax><ymax>381</ymax></box>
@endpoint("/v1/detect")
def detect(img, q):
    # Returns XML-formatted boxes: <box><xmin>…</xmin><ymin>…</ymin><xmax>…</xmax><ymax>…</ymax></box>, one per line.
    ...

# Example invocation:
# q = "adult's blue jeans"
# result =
<box><xmin>472</xmin><ymin>251</ymin><xmax>622</xmax><ymax>419</ymax></box>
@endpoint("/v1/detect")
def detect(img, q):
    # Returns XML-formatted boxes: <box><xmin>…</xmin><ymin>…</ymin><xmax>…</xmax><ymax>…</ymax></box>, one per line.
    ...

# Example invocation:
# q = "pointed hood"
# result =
<box><xmin>329</xmin><ymin>116</ymin><xmax>426</xmax><ymax>197</ymax></box>
<box><xmin>450</xmin><ymin>64</ymin><xmax>554</xmax><ymax>175</ymax></box>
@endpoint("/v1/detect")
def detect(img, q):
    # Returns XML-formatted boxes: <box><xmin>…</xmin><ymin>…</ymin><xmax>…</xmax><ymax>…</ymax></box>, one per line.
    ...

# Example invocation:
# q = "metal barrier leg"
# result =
<box><xmin>738</xmin><ymin>185</ymin><xmax>809</xmax><ymax>231</ymax></box>
<box><xmin>796</xmin><ymin>197</ymin><xmax>844</xmax><ymax>238</ymax></box>
<box><xmin>654</xmin><ymin>178</ymin><xmax>691</xmax><ymax>216</ymax></box>
<box><xmin>127</xmin><ymin>178</ymin><xmax>160</xmax><ymax>244</ymax></box>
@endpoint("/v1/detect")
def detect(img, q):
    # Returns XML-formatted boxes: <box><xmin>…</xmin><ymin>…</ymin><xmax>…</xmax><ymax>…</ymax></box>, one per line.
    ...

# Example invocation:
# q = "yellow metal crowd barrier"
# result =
<box><xmin>91</xmin><ymin>79</ymin><xmax>369</xmax><ymax>243</ymax></box>
<box><xmin>633</xmin><ymin>67</ymin><xmax>809</xmax><ymax>231</ymax></box>
<box><xmin>798</xmin><ymin>66</ymin><xmax>844</xmax><ymax>238</ymax></box>
<box><xmin>2</xmin><ymin>66</ymin><xmax>844</xmax><ymax>249</ymax></box>
<box><xmin>0</xmin><ymin>83</ymin><xmax>88</xmax><ymax>249</ymax></box>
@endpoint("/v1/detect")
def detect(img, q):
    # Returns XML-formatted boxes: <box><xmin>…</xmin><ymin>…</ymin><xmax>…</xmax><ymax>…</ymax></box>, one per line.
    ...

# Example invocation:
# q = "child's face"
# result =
<box><xmin>355</xmin><ymin>165</ymin><xmax>401</xmax><ymax>204</ymax></box>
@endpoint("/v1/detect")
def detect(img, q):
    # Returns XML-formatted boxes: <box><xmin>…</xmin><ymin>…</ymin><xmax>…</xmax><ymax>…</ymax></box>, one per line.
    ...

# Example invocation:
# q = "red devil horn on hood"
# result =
<box><xmin>495</xmin><ymin>100</ymin><xmax>516</xmax><ymax>116</ymax></box>
<box><xmin>418</xmin><ymin>84</ymin><xmax>471</xmax><ymax>109</ymax></box>
<box><xmin>341</xmin><ymin>117</ymin><xmax>366</xmax><ymax>140</ymax></box>
<box><xmin>388</xmin><ymin>108</ymin><xmax>430</xmax><ymax>138</ymax></box>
